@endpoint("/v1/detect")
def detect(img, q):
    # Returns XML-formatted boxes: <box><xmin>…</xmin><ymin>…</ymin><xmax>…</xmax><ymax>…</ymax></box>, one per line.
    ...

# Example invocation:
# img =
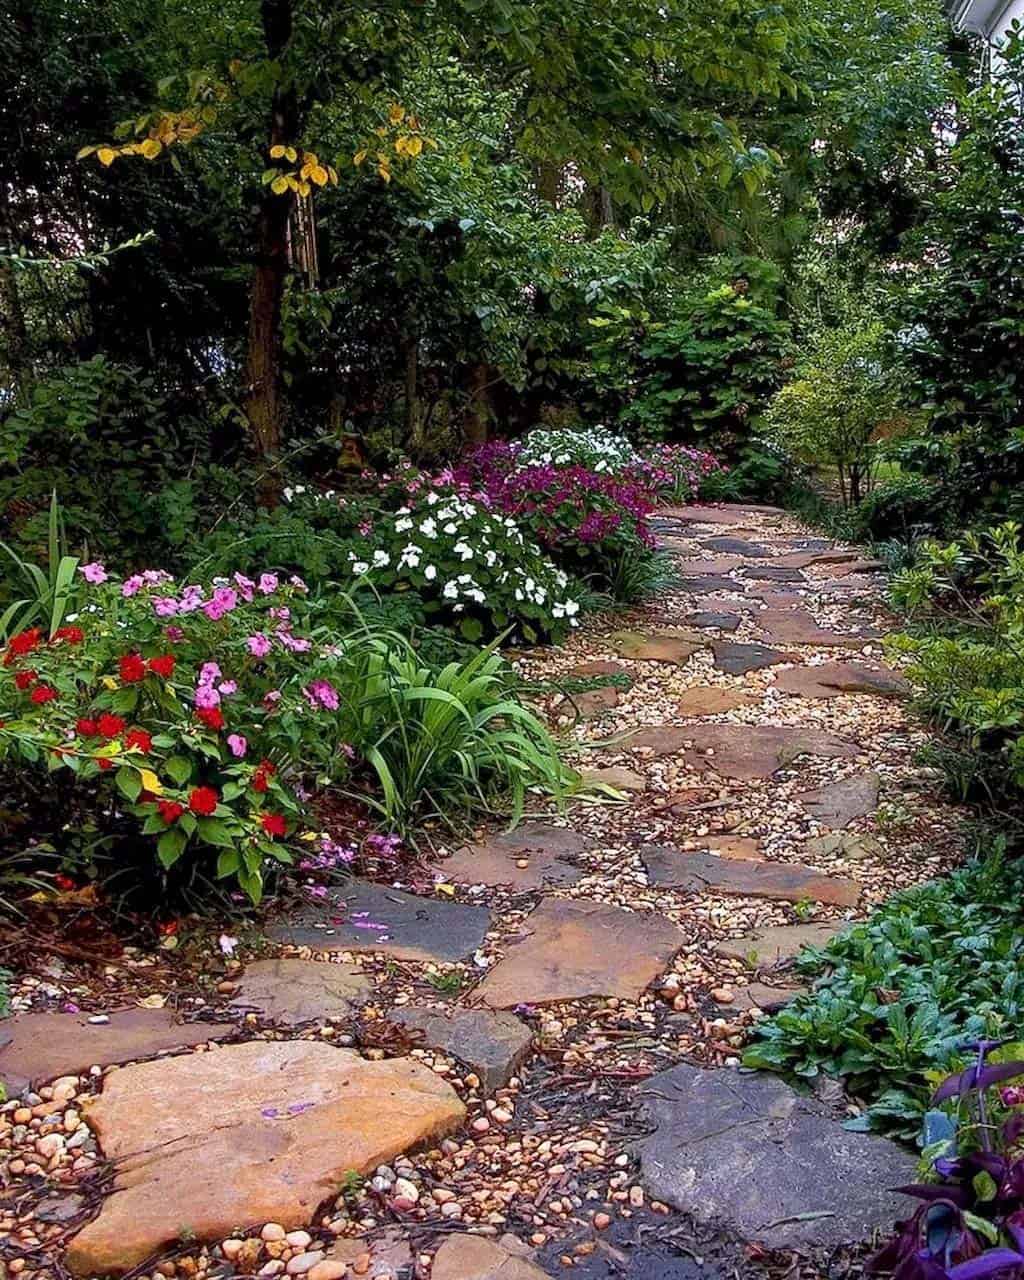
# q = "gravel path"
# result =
<box><xmin>0</xmin><ymin>503</ymin><xmax>964</xmax><ymax>1280</ymax></box>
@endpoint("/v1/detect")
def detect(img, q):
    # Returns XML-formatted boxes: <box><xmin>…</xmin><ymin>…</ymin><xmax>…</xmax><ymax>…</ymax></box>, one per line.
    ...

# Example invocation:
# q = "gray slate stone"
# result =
<box><xmin>712</xmin><ymin>641</ymin><xmax>794</xmax><ymax>675</ymax></box>
<box><xmin>739</xmin><ymin>565</ymin><xmax>807</xmax><ymax>583</ymax></box>
<box><xmin>269</xmin><ymin>879</ymin><xmax>491</xmax><ymax>962</ymax></box>
<box><xmin>384</xmin><ymin>1005</ymin><xmax>534</xmax><ymax>1093</ymax></box>
<box><xmin>229</xmin><ymin>958</ymin><xmax>372</xmax><ymax>1025</ymax></box>
<box><xmin>701</xmin><ymin>537</ymin><xmax>771</xmax><ymax>556</ymax></box>
<box><xmin>797</xmin><ymin>771</ymin><xmax>881</xmax><ymax>829</ymax></box>
<box><xmin>714</xmin><ymin>922</ymin><xmax>846</xmax><ymax>967</ymax></box>
<box><xmin>641</xmin><ymin>845</ymin><xmax>861</xmax><ymax>906</ymax></box>
<box><xmin>638</xmin><ymin>1064</ymin><xmax>917</xmax><ymax>1249</ymax></box>
<box><xmin>684</xmin><ymin>611</ymin><xmax>741</xmax><ymax>632</ymax></box>
<box><xmin>677</xmin><ymin>575</ymin><xmax>740</xmax><ymax>595</ymax></box>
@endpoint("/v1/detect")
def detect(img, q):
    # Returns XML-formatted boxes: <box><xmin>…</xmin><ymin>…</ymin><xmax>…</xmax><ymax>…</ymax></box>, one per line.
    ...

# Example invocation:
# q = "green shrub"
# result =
<box><xmin>845</xmin><ymin>473</ymin><xmax>943</xmax><ymax>541</ymax></box>
<box><xmin>742</xmin><ymin>844</ymin><xmax>1024</xmax><ymax>1138</ymax></box>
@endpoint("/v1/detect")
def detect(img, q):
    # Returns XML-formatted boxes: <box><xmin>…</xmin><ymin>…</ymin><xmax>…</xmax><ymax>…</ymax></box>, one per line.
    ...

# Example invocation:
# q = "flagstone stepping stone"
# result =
<box><xmin>773</xmin><ymin>549</ymin><xmax>862</xmax><ymax>569</ymax></box>
<box><xmin>704</xmin><ymin>835</ymin><xmax>763</xmax><ymax>860</ymax></box>
<box><xmin>677</xmin><ymin>686</ymin><xmax>760</xmax><ymax>716</ymax></box>
<box><xmin>567</xmin><ymin>659</ymin><xmax>628</xmax><ymax>678</ymax></box>
<box><xmin>0</xmin><ymin>1008</ymin><xmax>235</xmax><ymax>1096</ymax></box>
<box><xmin>677</xmin><ymin>575</ymin><xmax>741</xmax><ymax>594</ymax></box>
<box><xmin>683</xmin><ymin>610</ymin><xmax>741</xmax><ymax>632</ymax></box>
<box><xmin>269</xmin><ymin>880</ymin><xmax>491</xmax><ymax>962</ymax></box>
<box><xmin>701</xmin><ymin>536</ymin><xmax>771</xmax><ymax>556</ymax></box>
<box><xmin>571</xmin><ymin>686</ymin><xmax>620</xmax><ymax>718</ymax></box>
<box><xmin>746</xmin><ymin>588</ymin><xmax>806</xmax><ymax>607</ymax></box>
<box><xmin>673</xmin><ymin>556</ymin><xmax>746</xmax><ymax>575</ymax></box>
<box><xmin>583</xmin><ymin>765</ymin><xmax>647</xmax><ymax>792</ymax></box>
<box><xmin>758</xmin><ymin>608</ymin><xmax>877</xmax><ymax>648</ymax></box>
<box><xmin>711</xmin><ymin>641</ymin><xmax>795</xmax><ymax>675</ymax></box>
<box><xmin>325</xmin><ymin>1228</ymin><xmax>413</xmax><ymax>1275</ymax></box>
<box><xmin>797</xmin><ymin>770</ymin><xmax>880</xmax><ymax>828</ymax></box>
<box><xmin>739</xmin><ymin>565</ymin><xmax>807</xmax><ymax>583</ymax></box>
<box><xmin>432</xmin><ymin>1233</ymin><xmax>550</xmax><ymax>1280</ymax></box>
<box><xmin>637</xmin><ymin>1063</ymin><xmax>917</xmax><ymax>1250</ymax></box>
<box><xmin>804</xmin><ymin>831</ymin><xmax>884</xmax><ymax>862</ymax></box>
<box><xmin>722</xmin><ymin>982</ymin><xmax>807</xmax><ymax>1012</ymax></box>
<box><xmin>683</xmin><ymin>725</ymin><xmax>858</xmax><ymax>781</ymax></box>
<box><xmin>715</xmin><ymin>921</ymin><xmax>846</xmax><ymax>967</ymax></box>
<box><xmin>475</xmin><ymin>898</ymin><xmax>682</xmax><ymax>1008</ymax></box>
<box><xmin>626</xmin><ymin>725</ymin><xmax>692</xmax><ymax>757</ymax></box>
<box><xmin>384</xmin><ymin>1006</ymin><xmax>534</xmax><ymax>1093</ymax></box>
<box><xmin>228</xmin><ymin>958</ymin><xmax>372</xmax><ymax>1026</ymax></box>
<box><xmin>664</xmin><ymin>503</ymin><xmax>784</xmax><ymax>524</ymax></box>
<box><xmin>811</xmin><ymin>557</ymin><xmax>884</xmax><ymax>577</ymax></box>
<box><xmin>609</xmin><ymin>629</ymin><xmax>704</xmax><ymax>664</ymax></box>
<box><xmin>443</xmin><ymin>823</ymin><xmax>589</xmax><ymax>891</ymax></box>
<box><xmin>64</xmin><ymin>1040</ymin><xmax>465</xmax><ymax>1278</ymax></box>
<box><xmin>640</xmin><ymin>845</ymin><xmax>861</xmax><ymax>906</ymax></box>
<box><xmin>774</xmin><ymin>661</ymin><xmax>910</xmax><ymax>700</ymax></box>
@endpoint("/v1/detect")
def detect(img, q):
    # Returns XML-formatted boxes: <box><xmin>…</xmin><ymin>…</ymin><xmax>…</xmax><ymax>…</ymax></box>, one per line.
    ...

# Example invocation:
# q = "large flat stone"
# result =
<box><xmin>443</xmin><ymin>823</ymin><xmax>589</xmax><ymax>891</ymax></box>
<box><xmin>677</xmin><ymin>575</ymin><xmax>740</xmax><ymax>595</ymax></box>
<box><xmin>758</xmin><ymin>609</ymin><xmax>877</xmax><ymax>648</ymax></box>
<box><xmin>0</xmin><ymin>1009</ymin><xmax>234</xmax><ymax>1096</ymax></box>
<box><xmin>774</xmin><ymin>661</ymin><xmax>910</xmax><ymax>700</ymax></box>
<box><xmin>677</xmin><ymin>686</ymin><xmax>760</xmax><ymax>716</ymax></box>
<box><xmin>683</xmin><ymin>725</ymin><xmax>859</xmax><ymax>781</ymax></box>
<box><xmin>739</xmin><ymin>565</ymin><xmax>807</xmax><ymax>583</ymax></box>
<box><xmin>229</xmin><ymin>958</ymin><xmax>372</xmax><ymax>1026</ymax></box>
<box><xmin>65</xmin><ymin>1041</ymin><xmax>465</xmax><ymax>1278</ymax></box>
<box><xmin>268</xmin><ymin>880</ymin><xmax>491</xmax><ymax>962</ymax></box>
<box><xmin>432</xmin><ymin>1233</ymin><xmax>549</xmax><ymax>1280</ymax></box>
<box><xmin>715</xmin><ymin>922</ymin><xmax>846</xmax><ymax>966</ymax></box>
<box><xmin>683</xmin><ymin>610</ymin><xmax>741</xmax><ymax>632</ymax></box>
<box><xmin>726</xmin><ymin>982</ymin><xmax>807</xmax><ymax>1012</ymax></box>
<box><xmin>797</xmin><ymin>771</ymin><xmax>881</xmax><ymax>828</ymax></box>
<box><xmin>773</xmin><ymin>550</ymin><xmax>863</xmax><ymax>570</ymax></box>
<box><xmin>582</xmin><ymin>765</ymin><xmax>647</xmax><ymax>792</ymax></box>
<box><xmin>664</xmin><ymin>503</ymin><xmax>784</xmax><ymax>524</ymax></box>
<box><xmin>609</xmin><ymin>630</ymin><xmax>704</xmax><ymax>665</ymax></box>
<box><xmin>384</xmin><ymin>1006</ymin><xmax>533</xmax><ymax>1093</ymax></box>
<box><xmin>641</xmin><ymin>846</ymin><xmax>861</xmax><ymax>906</ymax></box>
<box><xmin>571</xmin><ymin>686</ymin><xmax>620</xmax><ymax>718</ymax></box>
<box><xmin>567</xmin><ymin>659</ymin><xmax>629</xmax><ymax>678</ymax></box>
<box><xmin>637</xmin><ymin>1064</ymin><xmax>916</xmax><ymax>1249</ymax></box>
<box><xmin>711</xmin><ymin>641</ymin><xmax>795</xmax><ymax>675</ymax></box>
<box><xmin>625</xmin><ymin>726</ymin><xmax>693</xmax><ymax>758</ymax></box>
<box><xmin>701</xmin><ymin>537</ymin><xmax>771</xmax><ymax>557</ymax></box>
<box><xmin>475</xmin><ymin>898</ymin><xmax>682</xmax><ymax>1009</ymax></box>
<box><xmin>673</xmin><ymin>557</ymin><xmax>746</xmax><ymax>575</ymax></box>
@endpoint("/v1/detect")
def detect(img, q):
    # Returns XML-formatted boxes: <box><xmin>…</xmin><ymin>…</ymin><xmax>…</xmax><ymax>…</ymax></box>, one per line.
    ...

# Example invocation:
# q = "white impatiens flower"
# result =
<box><xmin>452</xmin><ymin>541</ymin><xmax>474</xmax><ymax>561</ymax></box>
<box><xmin>372</xmin><ymin>549</ymin><xmax>391</xmax><ymax>567</ymax></box>
<box><xmin>398</xmin><ymin>543</ymin><xmax>422</xmax><ymax>569</ymax></box>
<box><xmin>424</xmin><ymin>565</ymin><xmax>437</xmax><ymax>580</ymax></box>
<box><xmin>443</xmin><ymin>522</ymin><xmax>458</xmax><ymax>534</ymax></box>
<box><xmin>484</xmin><ymin>550</ymin><xmax>498</xmax><ymax>567</ymax></box>
<box><xmin>426</xmin><ymin>492</ymin><xmax>440</xmax><ymax>506</ymax></box>
<box><xmin>418</xmin><ymin>517</ymin><xmax>437</xmax><ymax>538</ymax></box>
<box><xmin>443</xmin><ymin>581</ymin><xmax>459</xmax><ymax>599</ymax></box>
<box><xmin>565</xmin><ymin>600</ymin><xmax>580</xmax><ymax>616</ymax></box>
<box><xmin>352</xmin><ymin>561</ymin><xmax>370</xmax><ymax>575</ymax></box>
<box><xmin>394</xmin><ymin>517</ymin><xmax>414</xmax><ymax>533</ymax></box>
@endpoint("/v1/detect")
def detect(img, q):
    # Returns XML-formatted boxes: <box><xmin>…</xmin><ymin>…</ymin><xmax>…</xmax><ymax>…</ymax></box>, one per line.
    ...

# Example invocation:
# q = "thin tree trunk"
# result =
<box><xmin>404</xmin><ymin>332</ymin><xmax>422</xmax><ymax>453</ymax></box>
<box><xmin>243</xmin><ymin>0</ymin><xmax>298</xmax><ymax>488</ymax></box>
<box><xmin>464</xmin><ymin>362</ymin><xmax>492</xmax><ymax>446</ymax></box>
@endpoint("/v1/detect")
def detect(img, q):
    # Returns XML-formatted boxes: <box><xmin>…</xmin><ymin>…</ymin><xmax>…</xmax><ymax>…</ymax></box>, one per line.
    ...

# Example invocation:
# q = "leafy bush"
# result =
<box><xmin>742</xmin><ymin>847</ymin><xmax>1024</xmax><ymax>1139</ymax></box>
<box><xmin>766</xmin><ymin>322</ymin><xmax>906</xmax><ymax>506</ymax></box>
<box><xmin>872</xmin><ymin>1043</ymin><xmax>1024</xmax><ymax>1279</ymax></box>
<box><xmin>0</xmin><ymin>562</ymin><xmax>571</xmax><ymax>904</ymax></box>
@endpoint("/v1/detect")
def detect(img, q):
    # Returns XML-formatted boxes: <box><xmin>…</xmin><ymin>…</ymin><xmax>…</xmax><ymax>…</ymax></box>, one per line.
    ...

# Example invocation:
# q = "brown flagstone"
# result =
<box><xmin>641</xmin><ymin>845</ymin><xmax>861</xmax><ymax>905</ymax></box>
<box><xmin>682</xmin><ymin>724</ymin><xmax>859</xmax><ymax>781</ymax></box>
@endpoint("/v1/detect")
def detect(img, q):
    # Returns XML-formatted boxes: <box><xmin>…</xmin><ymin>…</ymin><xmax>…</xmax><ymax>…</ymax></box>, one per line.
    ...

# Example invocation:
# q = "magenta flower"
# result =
<box><xmin>194</xmin><ymin>683</ymin><xmax>221</xmax><ymax>709</ymax></box>
<box><xmin>258</xmin><ymin>573</ymin><xmax>279</xmax><ymax>595</ymax></box>
<box><xmin>152</xmin><ymin>596</ymin><xmax>179</xmax><ymax>617</ymax></box>
<box><xmin>218</xmin><ymin>680</ymin><xmax>237</xmax><ymax>696</ymax></box>
<box><xmin>121</xmin><ymin>575</ymin><xmax>145</xmax><ymax>597</ymax></box>
<box><xmin>233</xmin><ymin>573</ymin><xmax>255</xmax><ymax>602</ymax></box>
<box><xmin>247</xmin><ymin>633</ymin><xmax>272</xmax><ymax>658</ymax></box>
<box><xmin>80</xmin><ymin>562</ymin><xmax>107</xmax><ymax>584</ymax></box>
<box><xmin>198</xmin><ymin>662</ymin><xmax>221</xmax><ymax>685</ymax></box>
<box><xmin>227</xmin><ymin>733</ymin><xmax>248</xmax><ymax>758</ymax></box>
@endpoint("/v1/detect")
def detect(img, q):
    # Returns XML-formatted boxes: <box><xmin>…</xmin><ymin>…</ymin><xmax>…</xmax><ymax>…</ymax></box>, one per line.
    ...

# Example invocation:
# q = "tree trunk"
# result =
<box><xmin>535</xmin><ymin>162</ymin><xmax>561</xmax><ymax>206</ymax></box>
<box><xmin>464</xmin><ymin>362</ymin><xmax>492</xmax><ymax>446</ymax></box>
<box><xmin>404</xmin><ymin>331</ymin><xmax>422</xmax><ymax>453</ymax></box>
<box><xmin>243</xmin><ymin>0</ymin><xmax>298</xmax><ymax>487</ymax></box>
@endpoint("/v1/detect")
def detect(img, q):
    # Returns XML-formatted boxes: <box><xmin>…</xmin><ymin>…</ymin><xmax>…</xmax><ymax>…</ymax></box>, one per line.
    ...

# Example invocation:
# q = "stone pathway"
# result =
<box><xmin>0</xmin><ymin>502</ymin><xmax>966</xmax><ymax>1280</ymax></box>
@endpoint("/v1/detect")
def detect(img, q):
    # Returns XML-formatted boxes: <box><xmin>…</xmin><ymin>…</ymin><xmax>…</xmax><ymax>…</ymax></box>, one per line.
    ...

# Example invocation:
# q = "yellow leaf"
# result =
<box><xmin>99</xmin><ymin>739</ymin><xmax>122</xmax><ymax>756</ymax></box>
<box><xmin>394</xmin><ymin>137</ymin><xmax>408</xmax><ymax>156</ymax></box>
<box><xmin>138</xmin><ymin>768</ymin><xmax>163</xmax><ymax>795</ymax></box>
<box><xmin>269</xmin><ymin>143</ymin><xmax>286</xmax><ymax>159</ymax></box>
<box><xmin>378</xmin><ymin>166</ymin><xmax>391</xmax><ymax>183</ymax></box>
<box><xmin>285</xmin><ymin>145</ymin><xmax>297</xmax><ymax>162</ymax></box>
<box><xmin>388</xmin><ymin>103</ymin><xmax>405</xmax><ymax>124</ymax></box>
<box><xmin>353</xmin><ymin>150</ymin><xmax>367</xmax><ymax>166</ymax></box>
<box><xmin>304</xmin><ymin>151</ymin><xmax>318</xmax><ymax>167</ymax></box>
<box><xmin>310</xmin><ymin>165</ymin><xmax>328</xmax><ymax>186</ymax></box>
<box><xmin>435</xmin><ymin>882</ymin><xmax>456</xmax><ymax>898</ymax></box>
<box><xmin>270</xmin><ymin>175</ymin><xmax>289</xmax><ymax>194</ymax></box>
<box><xmin>405</xmin><ymin>136</ymin><xmax>423</xmax><ymax>157</ymax></box>
<box><xmin>300</xmin><ymin>831</ymin><xmax>319</xmax><ymax>842</ymax></box>
<box><xmin>138</xmin><ymin>993</ymin><xmax>167</xmax><ymax>1008</ymax></box>
<box><xmin>328</xmin><ymin>166</ymin><xmax>338</xmax><ymax>184</ymax></box>
<box><xmin>297</xmin><ymin>181</ymin><xmax>311</xmax><ymax>197</ymax></box>
<box><xmin>102</xmin><ymin>675</ymin><xmax>118</xmax><ymax>690</ymax></box>
<box><xmin>286</xmin><ymin>175</ymin><xmax>300</xmax><ymax>191</ymax></box>
<box><xmin>97</xmin><ymin>147</ymin><xmax>117</xmax><ymax>167</ymax></box>
<box><xmin>76</xmin><ymin>145</ymin><xmax>97</xmax><ymax>160</ymax></box>
<box><xmin>140</xmin><ymin>138</ymin><xmax>162</xmax><ymax>159</ymax></box>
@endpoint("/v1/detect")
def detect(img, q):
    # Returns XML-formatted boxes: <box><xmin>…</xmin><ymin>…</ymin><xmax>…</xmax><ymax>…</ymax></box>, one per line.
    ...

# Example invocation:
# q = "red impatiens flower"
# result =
<box><xmin>98</xmin><ymin>758</ymin><xmax>113</xmax><ymax>770</ymax></box>
<box><xmin>119</xmin><ymin>653</ymin><xmax>147</xmax><ymax>684</ymax></box>
<box><xmin>148</xmin><ymin>654</ymin><xmax>176</xmax><ymax>678</ymax></box>
<box><xmin>30</xmin><ymin>684</ymin><xmax>58</xmax><ymax>705</ymax></box>
<box><xmin>52</xmin><ymin>626</ymin><xmax>84</xmax><ymax>645</ymax></box>
<box><xmin>54</xmin><ymin>873</ymin><xmax>76</xmax><ymax>892</ymax></box>
<box><xmin>261</xmin><ymin>813</ymin><xmax>287</xmax><ymax>838</ymax></box>
<box><xmin>188</xmin><ymin>786</ymin><xmax>219</xmax><ymax>816</ymax></box>
<box><xmin>124</xmin><ymin>728</ymin><xmax>152</xmax><ymax>753</ymax></box>
<box><xmin>14</xmin><ymin>669</ymin><xmax>37</xmax><ymax>690</ymax></box>
<box><xmin>158</xmin><ymin>799</ymin><xmax>185</xmax><ymax>825</ymax></box>
<box><xmin>196</xmin><ymin>706</ymin><xmax>225</xmax><ymax>731</ymax></box>
<box><xmin>97</xmin><ymin>713</ymin><xmax>126</xmax><ymax>739</ymax></box>
<box><xmin>76</xmin><ymin>717</ymin><xmax>98</xmax><ymax>737</ymax></box>
<box><xmin>4</xmin><ymin>627</ymin><xmax>42</xmax><ymax>664</ymax></box>
<box><xmin>253</xmin><ymin>757</ymin><xmax>277</xmax><ymax>793</ymax></box>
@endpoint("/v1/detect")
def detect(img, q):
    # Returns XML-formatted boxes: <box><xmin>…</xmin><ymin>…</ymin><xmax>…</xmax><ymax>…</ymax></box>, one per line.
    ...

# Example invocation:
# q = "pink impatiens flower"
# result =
<box><xmin>247</xmin><ymin>633</ymin><xmax>272</xmax><ymax>658</ymax></box>
<box><xmin>80</xmin><ymin>562</ymin><xmax>107</xmax><ymax>584</ymax></box>
<box><xmin>303</xmin><ymin>679</ymin><xmax>340</xmax><ymax>711</ymax></box>
<box><xmin>227</xmin><ymin>733</ymin><xmax>248</xmax><ymax>758</ymax></box>
<box><xmin>121</xmin><ymin>574</ymin><xmax>145</xmax><ymax>597</ymax></box>
<box><xmin>258</xmin><ymin>573</ymin><xmax>279</xmax><ymax>595</ymax></box>
<box><xmin>194</xmin><ymin>683</ymin><xmax>221</xmax><ymax>709</ymax></box>
<box><xmin>152</xmin><ymin>596</ymin><xmax>179</xmax><ymax>617</ymax></box>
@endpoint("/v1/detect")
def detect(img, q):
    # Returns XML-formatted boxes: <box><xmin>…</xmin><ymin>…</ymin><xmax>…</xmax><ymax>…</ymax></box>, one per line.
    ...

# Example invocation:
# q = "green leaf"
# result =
<box><xmin>116</xmin><ymin>766</ymin><xmax>142</xmax><ymax>802</ymax></box>
<box><xmin>195</xmin><ymin>818</ymin><xmax>237</xmax><ymax>848</ymax></box>
<box><xmin>164</xmin><ymin>755</ymin><xmax>193</xmax><ymax>785</ymax></box>
<box><xmin>157</xmin><ymin>827</ymin><xmax>187</xmax><ymax>869</ymax></box>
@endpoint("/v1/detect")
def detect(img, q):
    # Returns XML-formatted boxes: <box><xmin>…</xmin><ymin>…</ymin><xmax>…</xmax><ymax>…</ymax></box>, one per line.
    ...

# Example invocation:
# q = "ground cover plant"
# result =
<box><xmin>742</xmin><ymin>846</ymin><xmax>1024</xmax><ymax>1140</ymax></box>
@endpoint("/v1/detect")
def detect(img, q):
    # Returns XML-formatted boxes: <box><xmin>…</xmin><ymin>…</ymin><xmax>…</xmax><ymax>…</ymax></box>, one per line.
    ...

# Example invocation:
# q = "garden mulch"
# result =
<box><xmin>0</xmin><ymin>503</ymin><xmax>965</xmax><ymax>1280</ymax></box>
